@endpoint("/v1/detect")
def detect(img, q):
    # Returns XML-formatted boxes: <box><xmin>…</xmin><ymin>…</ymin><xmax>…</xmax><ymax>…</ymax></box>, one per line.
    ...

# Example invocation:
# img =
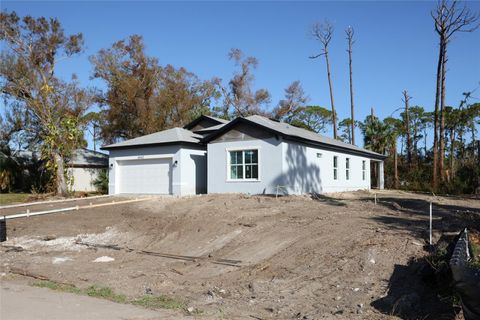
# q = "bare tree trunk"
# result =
<box><xmin>324</xmin><ymin>48</ymin><xmax>337</xmax><ymax>139</ymax></box>
<box><xmin>431</xmin><ymin>0</ymin><xmax>478</xmax><ymax>187</ymax></box>
<box><xmin>432</xmin><ymin>40</ymin><xmax>443</xmax><ymax>190</ymax></box>
<box><xmin>310</xmin><ymin>22</ymin><xmax>337</xmax><ymax>139</ymax></box>
<box><xmin>346</xmin><ymin>27</ymin><xmax>355</xmax><ymax>145</ymax></box>
<box><xmin>413</xmin><ymin>126</ymin><xmax>418</xmax><ymax>164</ymax></box>
<box><xmin>424</xmin><ymin>129</ymin><xmax>428</xmax><ymax>158</ymax></box>
<box><xmin>347</xmin><ymin>124</ymin><xmax>351</xmax><ymax>144</ymax></box>
<box><xmin>450</xmin><ymin>128</ymin><xmax>455</xmax><ymax>181</ymax></box>
<box><xmin>439</xmin><ymin>41</ymin><xmax>447</xmax><ymax>182</ymax></box>
<box><xmin>394</xmin><ymin>141</ymin><xmax>398</xmax><ymax>189</ymax></box>
<box><xmin>403</xmin><ymin>90</ymin><xmax>412</xmax><ymax>165</ymax></box>
<box><xmin>93</xmin><ymin>123</ymin><xmax>97</xmax><ymax>152</ymax></box>
<box><xmin>54</xmin><ymin>152</ymin><xmax>68</xmax><ymax>196</ymax></box>
<box><xmin>471</xmin><ymin>123</ymin><xmax>476</xmax><ymax>158</ymax></box>
<box><xmin>459</xmin><ymin>127</ymin><xmax>465</xmax><ymax>160</ymax></box>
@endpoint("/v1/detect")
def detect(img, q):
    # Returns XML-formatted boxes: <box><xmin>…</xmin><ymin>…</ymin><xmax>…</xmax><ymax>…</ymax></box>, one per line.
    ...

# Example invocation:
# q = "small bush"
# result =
<box><xmin>93</xmin><ymin>169</ymin><xmax>108</xmax><ymax>194</ymax></box>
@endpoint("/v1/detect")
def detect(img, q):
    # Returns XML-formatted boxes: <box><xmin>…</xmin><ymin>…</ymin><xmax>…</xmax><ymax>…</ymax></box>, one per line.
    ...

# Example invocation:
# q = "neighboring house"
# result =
<box><xmin>102</xmin><ymin>115</ymin><xmax>386</xmax><ymax>196</ymax></box>
<box><xmin>1</xmin><ymin>148</ymin><xmax>107</xmax><ymax>193</ymax></box>
<box><xmin>67</xmin><ymin>149</ymin><xmax>108</xmax><ymax>192</ymax></box>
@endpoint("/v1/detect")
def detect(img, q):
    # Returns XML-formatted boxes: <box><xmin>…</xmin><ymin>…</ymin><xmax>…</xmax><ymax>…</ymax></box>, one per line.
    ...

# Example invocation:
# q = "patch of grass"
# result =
<box><xmin>31</xmin><ymin>280</ymin><xmax>183</xmax><ymax>311</ymax></box>
<box><xmin>0</xmin><ymin>193</ymin><xmax>31</xmax><ymax>205</ymax></box>
<box><xmin>32</xmin><ymin>280</ymin><xmax>82</xmax><ymax>295</ymax></box>
<box><xmin>85</xmin><ymin>285</ymin><xmax>128</xmax><ymax>304</ymax></box>
<box><xmin>132</xmin><ymin>295</ymin><xmax>184</xmax><ymax>310</ymax></box>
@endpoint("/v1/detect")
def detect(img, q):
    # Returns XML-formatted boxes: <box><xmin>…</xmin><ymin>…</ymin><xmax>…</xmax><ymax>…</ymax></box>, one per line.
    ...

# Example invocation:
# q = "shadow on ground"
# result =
<box><xmin>366</xmin><ymin>196</ymin><xmax>480</xmax><ymax>239</ymax></box>
<box><xmin>366</xmin><ymin>195</ymin><xmax>480</xmax><ymax>319</ymax></box>
<box><xmin>310</xmin><ymin>193</ymin><xmax>346</xmax><ymax>207</ymax></box>
<box><xmin>371</xmin><ymin>258</ymin><xmax>460</xmax><ymax>320</ymax></box>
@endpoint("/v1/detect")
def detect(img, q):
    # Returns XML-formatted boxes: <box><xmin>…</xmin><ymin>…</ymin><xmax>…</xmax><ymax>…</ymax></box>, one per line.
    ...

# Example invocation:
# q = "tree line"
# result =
<box><xmin>1</xmin><ymin>0</ymin><xmax>479</xmax><ymax>195</ymax></box>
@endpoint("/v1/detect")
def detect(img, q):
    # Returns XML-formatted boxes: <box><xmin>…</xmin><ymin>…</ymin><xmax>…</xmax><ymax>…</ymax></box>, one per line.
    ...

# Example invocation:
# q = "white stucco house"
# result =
<box><xmin>68</xmin><ymin>149</ymin><xmax>108</xmax><ymax>192</ymax></box>
<box><xmin>102</xmin><ymin>115</ymin><xmax>386</xmax><ymax>196</ymax></box>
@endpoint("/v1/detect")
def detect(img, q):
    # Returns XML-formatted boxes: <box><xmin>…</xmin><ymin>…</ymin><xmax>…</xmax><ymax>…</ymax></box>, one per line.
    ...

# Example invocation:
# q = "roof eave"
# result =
<box><xmin>101</xmin><ymin>141</ymin><xmax>205</xmax><ymax>151</ymax></box>
<box><xmin>282</xmin><ymin>136</ymin><xmax>387</xmax><ymax>160</ymax></box>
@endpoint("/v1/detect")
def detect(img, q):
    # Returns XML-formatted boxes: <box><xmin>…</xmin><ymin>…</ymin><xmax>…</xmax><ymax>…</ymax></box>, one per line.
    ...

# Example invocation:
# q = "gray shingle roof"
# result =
<box><xmin>101</xmin><ymin>127</ymin><xmax>203</xmax><ymax>150</ymax></box>
<box><xmin>183</xmin><ymin>115</ymin><xmax>230</xmax><ymax>130</ymax></box>
<box><xmin>221</xmin><ymin>115</ymin><xmax>385</xmax><ymax>159</ymax></box>
<box><xmin>2</xmin><ymin>149</ymin><xmax>108</xmax><ymax>166</ymax></box>
<box><xmin>71</xmin><ymin>148</ymin><xmax>108</xmax><ymax>166</ymax></box>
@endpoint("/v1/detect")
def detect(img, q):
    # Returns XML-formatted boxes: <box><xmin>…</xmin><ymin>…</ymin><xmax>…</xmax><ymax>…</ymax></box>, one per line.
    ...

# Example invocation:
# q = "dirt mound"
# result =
<box><xmin>1</xmin><ymin>191</ymin><xmax>478</xmax><ymax>319</ymax></box>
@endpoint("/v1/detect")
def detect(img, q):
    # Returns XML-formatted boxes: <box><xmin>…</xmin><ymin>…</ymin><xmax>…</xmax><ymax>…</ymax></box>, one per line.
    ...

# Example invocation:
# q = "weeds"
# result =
<box><xmin>85</xmin><ymin>285</ymin><xmax>128</xmax><ymax>304</ymax></box>
<box><xmin>132</xmin><ymin>295</ymin><xmax>184</xmax><ymax>310</ymax></box>
<box><xmin>32</xmin><ymin>280</ymin><xmax>82</xmax><ymax>295</ymax></box>
<box><xmin>31</xmin><ymin>280</ymin><xmax>183</xmax><ymax>311</ymax></box>
<box><xmin>469</xmin><ymin>239</ymin><xmax>480</xmax><ymax>269</ymax></box>
<box><xmin>425</xmin><ymin>241</ymin><xmax>449</xmax><ymax>271</ymax></box>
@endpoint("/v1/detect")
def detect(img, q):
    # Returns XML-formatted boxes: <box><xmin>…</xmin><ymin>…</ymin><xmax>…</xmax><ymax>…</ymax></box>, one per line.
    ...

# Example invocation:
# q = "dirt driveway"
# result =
<box><xmin>1</xmin><ymin>191</ymin><xmax>479</xmax><ymax>319</ymax></box>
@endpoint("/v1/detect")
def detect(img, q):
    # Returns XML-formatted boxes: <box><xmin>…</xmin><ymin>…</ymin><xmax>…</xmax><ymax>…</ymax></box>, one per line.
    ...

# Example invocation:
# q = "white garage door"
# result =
<box><xmin>117</xmin><ymin>158</ymin><xmax>172</xmax><ymax>194</ymax></box>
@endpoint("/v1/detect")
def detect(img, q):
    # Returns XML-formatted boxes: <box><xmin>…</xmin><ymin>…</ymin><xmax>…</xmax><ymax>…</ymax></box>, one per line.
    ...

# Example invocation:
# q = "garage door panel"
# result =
<box><xmin>117</xmin><ymin>158</ymin><xmax>172</xmax><ymax>194</ymax></box>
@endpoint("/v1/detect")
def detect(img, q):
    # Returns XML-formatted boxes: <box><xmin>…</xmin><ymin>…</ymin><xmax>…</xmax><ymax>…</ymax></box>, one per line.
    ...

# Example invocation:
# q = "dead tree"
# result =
<box><xmin>402</xmin><ymin>90</ymin><xmax>413</xmax><ymax>165</ymax></box>
<box><xmin>432</xmin><ymin>0</ymin><xmax>479</xmax><ymax>186</ymax></box>
<box><xmin>310</xmin><ymin>21</ymin><xmax>338</xmax><ymax>139</ymax></box>
<box><xmin>346</xmin><ymin>26</ymin><xmax>356</xmax><ymax>145</ymax></box>
<box><xmin>394</xmin><ymin>140</ymin><xmax>399</xmax><ymax>189</ymax></box>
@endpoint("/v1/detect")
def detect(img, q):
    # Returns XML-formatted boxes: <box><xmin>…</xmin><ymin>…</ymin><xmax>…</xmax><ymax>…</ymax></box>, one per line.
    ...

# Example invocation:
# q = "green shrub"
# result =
<box><xmin>93</xmin><ymin>169</ymin><xmax>108</xmax><ymax>194</ymax></box>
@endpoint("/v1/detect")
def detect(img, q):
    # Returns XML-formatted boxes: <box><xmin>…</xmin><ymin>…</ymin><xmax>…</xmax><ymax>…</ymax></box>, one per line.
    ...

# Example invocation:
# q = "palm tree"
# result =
<box><xmin>359</xmin><ymin>115</ymin><xmax>390</xmax><ymax>187</ymax></box>
<box><xmin>384</xmin><ymin>117</ymin><xmax>403</xmax><ymax>189</ymax></box>
<box><xmin>360</xmin><ymin>115</ymin><xmax>389</xmax><ymax>155</ymax></box>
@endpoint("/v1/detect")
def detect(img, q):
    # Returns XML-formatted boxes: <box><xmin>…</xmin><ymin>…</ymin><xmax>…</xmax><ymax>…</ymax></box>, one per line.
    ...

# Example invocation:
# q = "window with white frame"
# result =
<box><xmin>229</xmin><ymin>149</ymin><xmax>259</xmax><ymax>180</ymax></box>
<box><xmin>362</xmin><ymin>160</ymin><xmax>366</xmax><ymax>180</ymax></box>
<box><xmin>333</xmin><ymin>156</ymin><xmax>338</xmax><ymax>180</ymax></box>
<box><xmin>346</xmin><ymin>158</ymin><xmax>350</xmax><ymax>180</ymax></box>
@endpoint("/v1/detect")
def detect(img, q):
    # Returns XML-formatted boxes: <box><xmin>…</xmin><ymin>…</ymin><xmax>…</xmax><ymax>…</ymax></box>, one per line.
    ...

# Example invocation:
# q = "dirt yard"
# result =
<box><xmin>1</xmin><ymin>190</ymin><xmax>479</xmax><ymax>319</ymax></box>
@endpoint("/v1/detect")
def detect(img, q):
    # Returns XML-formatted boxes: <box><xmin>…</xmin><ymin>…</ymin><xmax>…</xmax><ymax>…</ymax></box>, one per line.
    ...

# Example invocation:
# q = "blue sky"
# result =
<box><xmin>2</xmin><ymin>1</ymin><xmax>480</xmax><ymax>149</ymax></box>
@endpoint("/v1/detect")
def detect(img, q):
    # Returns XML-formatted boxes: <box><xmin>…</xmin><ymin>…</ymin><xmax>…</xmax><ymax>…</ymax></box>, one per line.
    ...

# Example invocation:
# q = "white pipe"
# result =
<box><xmin>0</xmin><ymin>194</ymin><xmax>112</xmax><ymax>210</ymax></box>
<box><xmin>465</xmin><ymin>228</ymin><xmax>470</xmax><ymax>259</ymax></box>
<box><xmin>1</xmin><ymin>206</ymin><xmax>78</xmax><ymax>220</ymax></box>
<box><xmin>0</xmin><ymin>197</ymin><xmax>155</xmax><ymax>221</ymax></box>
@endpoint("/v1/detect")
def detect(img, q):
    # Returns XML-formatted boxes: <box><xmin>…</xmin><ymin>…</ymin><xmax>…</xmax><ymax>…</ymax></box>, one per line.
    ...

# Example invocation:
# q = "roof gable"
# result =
<box><xmin>207</xmin><ymin>122</ymin><xmax>275</xmax><ymax>143</ymax></box>
<box><xmin>203</xmin><ymin>115</ymin><xmax>386</xmax><ymax>160</ymax></box>
<box><xmin>183</xmin><ymin>115</ymin><xmax>229</xmax><ymax>131</ymax></box>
